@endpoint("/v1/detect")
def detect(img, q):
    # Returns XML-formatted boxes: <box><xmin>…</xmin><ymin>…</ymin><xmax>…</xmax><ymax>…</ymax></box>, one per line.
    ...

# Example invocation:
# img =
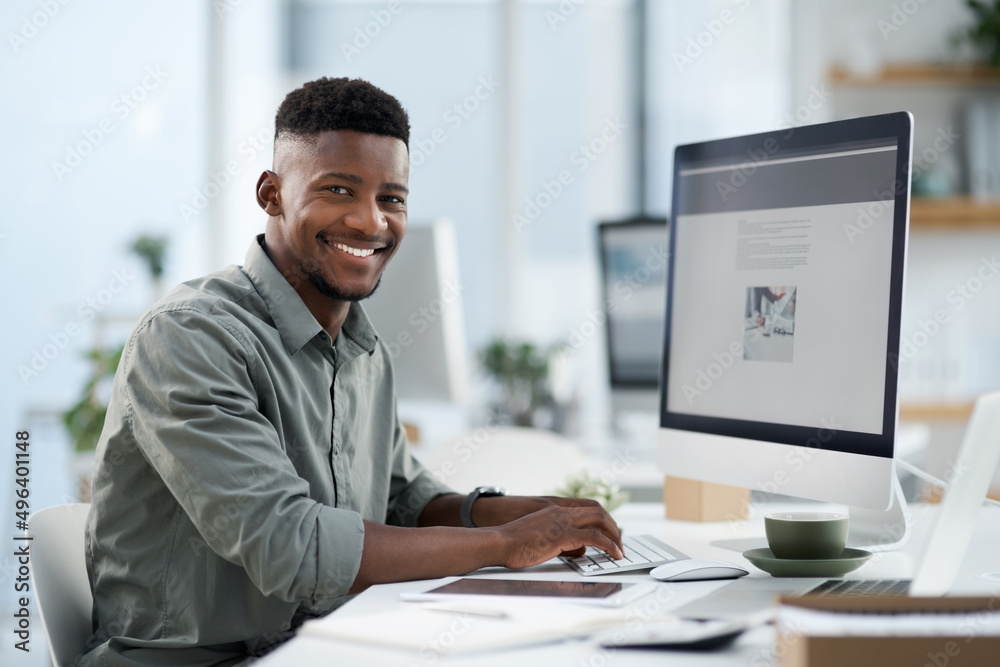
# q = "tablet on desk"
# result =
<box><xmin>400</xmin><ymin>577</ymin><xmax>656</xmax><ymax>608</ymax></box>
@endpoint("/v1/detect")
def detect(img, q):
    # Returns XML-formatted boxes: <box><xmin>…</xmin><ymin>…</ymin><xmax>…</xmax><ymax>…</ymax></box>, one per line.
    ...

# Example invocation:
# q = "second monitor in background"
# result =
<box><xmin>363</xmin><ymin>219</ymin><xmax>469</xmax><ymax>405</ymax></box>
<box><xmin>598</xmin><ymin>217</ymin><xmax>669</xmax><ymax>420</ymax></box>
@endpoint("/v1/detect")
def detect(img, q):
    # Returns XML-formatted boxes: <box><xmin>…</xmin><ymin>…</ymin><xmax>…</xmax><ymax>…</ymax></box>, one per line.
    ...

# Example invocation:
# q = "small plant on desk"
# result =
<box><xmin>553</xmin><ymin>469</ymin><xmax>629</xmax><ymax>512</ymax></box>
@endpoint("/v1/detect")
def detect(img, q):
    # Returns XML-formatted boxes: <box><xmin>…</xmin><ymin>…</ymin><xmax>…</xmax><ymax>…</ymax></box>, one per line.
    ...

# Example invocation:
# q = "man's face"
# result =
<box><xmin>263</xmin><ymin>130</ymin><xmax>409</xmax><ymax>303</ymax></box>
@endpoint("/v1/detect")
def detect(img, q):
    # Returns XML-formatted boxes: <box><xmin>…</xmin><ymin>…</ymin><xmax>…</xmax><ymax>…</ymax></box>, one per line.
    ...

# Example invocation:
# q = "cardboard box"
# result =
<box><xmin>663</xmin><ymin>475</ymin><xmax>749</xmax><ymax>522</ymax></box>
<box><xmin>777</xmin><ymin>596</ymin><xmax>1000</xmax><ymax>667</ymax></box>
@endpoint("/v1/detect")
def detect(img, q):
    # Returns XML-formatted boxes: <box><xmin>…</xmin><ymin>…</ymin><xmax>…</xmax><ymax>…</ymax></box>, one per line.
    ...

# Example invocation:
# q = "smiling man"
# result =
<box><xmin>82</xmin><ymin>77</ymin><xmax>623</xmax><ymax>666</ymax></box>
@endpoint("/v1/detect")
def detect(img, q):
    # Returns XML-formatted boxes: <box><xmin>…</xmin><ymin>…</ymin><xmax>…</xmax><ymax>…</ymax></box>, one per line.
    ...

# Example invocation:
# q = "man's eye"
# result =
<box><xmin>329</xmin><ymin>186</ymin><xmax>349</xmax><ymax>195</ymax></box>
<box><xmin>381</xmin><ymin>196</ymin><xmax>405</xmax><ymax>205</ymax></box>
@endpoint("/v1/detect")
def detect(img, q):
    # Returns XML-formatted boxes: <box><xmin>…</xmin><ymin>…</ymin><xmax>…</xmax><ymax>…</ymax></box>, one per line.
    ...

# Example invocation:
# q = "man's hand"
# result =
<box><xmin>352</xmin><ymin>495</ymin><xmax>624</xmax><ymax>594</ymax></box>
<box><xmin>471</xmin><ymin>495</ymin><xmax>602</xmax><ymax>528</ymax></box>
<box><xmin>493</xmin><ymin>504</ymin><xmax>624</xmax><ymax>569</ymax></box>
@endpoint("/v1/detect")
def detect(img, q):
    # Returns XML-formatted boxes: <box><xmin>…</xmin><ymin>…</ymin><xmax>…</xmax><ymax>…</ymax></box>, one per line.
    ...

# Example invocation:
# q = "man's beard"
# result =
<box><xmin>305</xmin><ymin>267</ymin><xmax>382</xmax><ymax>303</ymax></box>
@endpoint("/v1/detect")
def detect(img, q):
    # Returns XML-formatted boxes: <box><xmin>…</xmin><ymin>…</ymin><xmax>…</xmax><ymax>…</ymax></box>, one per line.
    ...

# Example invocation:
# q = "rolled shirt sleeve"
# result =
<box><xmin>123</xmin><ymin>309</ymin><xmax>364</xmax><ymax>604</ymax></box>
<box><xmin>84</xmin><ymin>237</ymin><xmax>456</xmax><ymax>664</ymax></box>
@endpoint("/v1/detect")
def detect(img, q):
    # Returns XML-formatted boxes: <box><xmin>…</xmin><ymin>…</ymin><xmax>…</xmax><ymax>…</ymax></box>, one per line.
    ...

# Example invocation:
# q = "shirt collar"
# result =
<box><xmin>341</xmin><ymin>301</ymin><xmax>378</xmax><ymax>355</ymax></box>
<box><xmin>242</xmin><ymin>235</ymin><xmax>378</xmax><ymax>357</ymax></box>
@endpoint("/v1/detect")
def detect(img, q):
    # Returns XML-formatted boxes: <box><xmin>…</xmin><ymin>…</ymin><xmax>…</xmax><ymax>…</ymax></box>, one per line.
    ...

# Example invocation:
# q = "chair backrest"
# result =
<box><xmin>28</xmin><ymin>503</ymin><xmax>93</xmax><ymax>667</ymax></box>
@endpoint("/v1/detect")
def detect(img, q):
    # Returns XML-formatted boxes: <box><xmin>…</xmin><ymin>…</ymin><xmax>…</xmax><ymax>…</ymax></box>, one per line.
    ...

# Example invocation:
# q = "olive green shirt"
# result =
<box><xmin>82</xmin><ymin>236</ymin><xmax>453</xmax><ymax>666</ymax></box>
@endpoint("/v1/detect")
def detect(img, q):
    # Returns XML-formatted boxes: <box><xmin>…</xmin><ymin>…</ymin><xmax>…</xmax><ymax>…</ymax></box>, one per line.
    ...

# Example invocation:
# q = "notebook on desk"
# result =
<box><xmin>674</xmin><ymin>390</ymin><xmax>1000</xmax><ymax>620</ymax></box>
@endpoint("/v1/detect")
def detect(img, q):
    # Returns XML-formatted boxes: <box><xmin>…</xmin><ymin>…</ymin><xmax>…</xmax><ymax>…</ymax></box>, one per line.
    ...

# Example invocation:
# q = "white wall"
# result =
<box><xmin>1</xmin><ymin>0</ymin><xmax>209</xmax><ymax>505</ymax></box>
<box><xmin>1</xmin><ymin>1</ymin><xmax>211</xmax><ymax>662</ymax></box>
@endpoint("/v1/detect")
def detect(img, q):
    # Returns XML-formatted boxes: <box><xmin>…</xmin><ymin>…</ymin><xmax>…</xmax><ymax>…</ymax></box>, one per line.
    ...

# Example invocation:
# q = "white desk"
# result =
<box><xmin>257</xmin><ymin>503</ymin><xmax>1000</xmax><ymax>667</ymax></box>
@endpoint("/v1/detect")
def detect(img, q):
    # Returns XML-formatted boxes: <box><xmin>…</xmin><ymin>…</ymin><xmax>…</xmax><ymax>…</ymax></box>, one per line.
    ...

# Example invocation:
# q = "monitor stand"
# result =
<box><xmin>846</xmin><ymin>471</ymin><xmax>911</xmax><ymax>551</ymax></box>
<box><xmin>710</xmin><ymin>469</ymin><xmax>911</xmax><ymax>553</ymax></box>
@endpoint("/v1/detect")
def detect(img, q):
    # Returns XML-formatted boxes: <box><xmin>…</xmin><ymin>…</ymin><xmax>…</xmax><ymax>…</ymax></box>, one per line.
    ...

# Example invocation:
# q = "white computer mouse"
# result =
<box><xmin>649</xmin><ymin>559</ymin><xmax>750</xmax><ymax>582</ymax></box>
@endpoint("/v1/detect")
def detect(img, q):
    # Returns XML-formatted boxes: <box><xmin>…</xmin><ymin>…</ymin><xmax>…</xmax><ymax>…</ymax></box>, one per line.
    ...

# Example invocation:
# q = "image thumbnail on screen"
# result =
<box><xmin>743</xmin><ymin>286</ymin><xmax>796</xmax><ymax>362</ymax></box>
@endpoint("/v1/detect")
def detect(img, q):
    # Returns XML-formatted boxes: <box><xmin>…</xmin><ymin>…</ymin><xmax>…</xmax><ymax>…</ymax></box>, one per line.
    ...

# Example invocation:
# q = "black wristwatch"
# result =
<box><xmin>460</xmin><ymin>485</ymin><xmax>507</xmax><ymax>528</ymax></box>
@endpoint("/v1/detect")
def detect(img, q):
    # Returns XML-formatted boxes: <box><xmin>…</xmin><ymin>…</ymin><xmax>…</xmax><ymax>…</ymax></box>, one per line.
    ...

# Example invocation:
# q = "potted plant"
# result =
<box><xmin>479</xmin><ymin>339</ymin><xmax>563</xmax><ymax>428</ymax></box>
<box><xmin>956</xmin><ymin>1</ymin><xmax>1000</xmax><ymax>68</ymax></box>
<box><xmin>61</xmin><ymin>233</ymin><xmax>169</xmax><ymax>500</ymax></box>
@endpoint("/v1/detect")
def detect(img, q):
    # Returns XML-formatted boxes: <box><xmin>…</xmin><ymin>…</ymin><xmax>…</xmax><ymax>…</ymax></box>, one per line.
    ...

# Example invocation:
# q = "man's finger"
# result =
<box><xmin>559</xmin><ymin>546</ymin><xmax>587</xmax><ymax>558</ymax></box>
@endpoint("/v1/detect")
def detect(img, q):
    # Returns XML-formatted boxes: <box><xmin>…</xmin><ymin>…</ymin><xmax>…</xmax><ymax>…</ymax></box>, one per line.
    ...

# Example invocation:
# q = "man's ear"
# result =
<box><xmin>256</xmin><ymin>170</ymin><xmax>281</xmax><ymax>215</ymax></box>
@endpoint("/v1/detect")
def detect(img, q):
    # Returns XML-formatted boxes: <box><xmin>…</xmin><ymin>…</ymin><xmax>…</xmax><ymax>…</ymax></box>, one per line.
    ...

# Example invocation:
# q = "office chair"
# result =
<box><xmin>28</xmin><ymin>503</ymin><xmax>93</xmax><ymax>667</ymax></box>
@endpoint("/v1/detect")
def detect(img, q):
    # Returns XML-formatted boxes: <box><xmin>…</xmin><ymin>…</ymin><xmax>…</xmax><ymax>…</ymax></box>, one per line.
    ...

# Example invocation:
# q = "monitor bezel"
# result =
<box><xmin>660</xmin><ymin>112</ymin><xmax>912</xmax><ymax>461</ymax></box>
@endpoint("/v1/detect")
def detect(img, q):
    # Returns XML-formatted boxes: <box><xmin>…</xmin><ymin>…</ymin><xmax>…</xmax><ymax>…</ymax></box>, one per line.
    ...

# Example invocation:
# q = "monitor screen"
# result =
<box><xmin>661</xmin><ymin>113</ymin><xmax>911</xmax><ymax>465</ymax></box>
<box><xmin>599</xmin><ymin>218</ymin><xmax>669</xmax><ymax>389</ymax></box>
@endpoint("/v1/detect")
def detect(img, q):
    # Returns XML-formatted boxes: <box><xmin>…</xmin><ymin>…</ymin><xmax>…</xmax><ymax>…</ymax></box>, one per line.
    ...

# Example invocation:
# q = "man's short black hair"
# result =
<box><xmin>274</xmin><ymin>77</ymin><xmax>410</xmax><ymax>147</ymax></box>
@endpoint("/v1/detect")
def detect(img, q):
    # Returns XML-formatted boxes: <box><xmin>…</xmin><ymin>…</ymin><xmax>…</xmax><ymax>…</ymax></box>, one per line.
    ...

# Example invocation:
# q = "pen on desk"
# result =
<box><xmin>421</xmin><ymin>603</ymin><xmax>510</xmax><ymax>619</ymax></box>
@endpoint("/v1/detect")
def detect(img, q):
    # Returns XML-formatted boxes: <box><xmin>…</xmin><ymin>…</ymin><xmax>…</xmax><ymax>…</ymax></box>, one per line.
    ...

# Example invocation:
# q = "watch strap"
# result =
<box><xmin>460</xmin><ymin>486</ymin><xmax>507</xmax><ymax>528</ymax></box>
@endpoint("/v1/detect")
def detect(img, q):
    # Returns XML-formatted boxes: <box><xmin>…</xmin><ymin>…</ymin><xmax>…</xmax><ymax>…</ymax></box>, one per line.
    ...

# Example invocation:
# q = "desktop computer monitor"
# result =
<box><xmin>598</xmin><ymin>218</ymin><xmax>669</xmax><ymax>416</ymax></box>
<box><xmin>363</xmin><ymin>219</ymin><xmax>469</xmax><ymax>404</ymax></box>
<box><xmin>657</xmin><ymin>112</ymin><xmax>913</xmax><ymax>547</ymax></box>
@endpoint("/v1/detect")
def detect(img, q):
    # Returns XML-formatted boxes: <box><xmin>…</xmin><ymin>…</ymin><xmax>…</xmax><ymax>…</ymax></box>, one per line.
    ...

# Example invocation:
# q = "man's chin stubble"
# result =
<box><xmin>307</xmin><ymin>271</ymin><xmax>382</xmax><ymax>303</ymax></box>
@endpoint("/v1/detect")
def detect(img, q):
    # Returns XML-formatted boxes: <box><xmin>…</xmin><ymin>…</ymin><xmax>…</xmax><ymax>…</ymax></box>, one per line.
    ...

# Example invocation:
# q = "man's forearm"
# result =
<box><xmin>414</xmin><ymin>493</ymin><xmax>527</xmax><ymax>527</ymax></box>
<box><xmin>350</xmin><ymin>503</ymin><xmax>623</xmax><ymax>594</ymax></box>
<box><xmin>418</xmin><ymin>493</ymin><xmax>605</xmax><ymax>529</ymax></box>
<box><xmin>416</xmin><ymin>493</ymin><xmax>464</xmax><ymax>527</ymax></box>
<box><xmin>349</xmin><ymin>521</ymin><xmax>503</xmax><ymax>594</ymax></box>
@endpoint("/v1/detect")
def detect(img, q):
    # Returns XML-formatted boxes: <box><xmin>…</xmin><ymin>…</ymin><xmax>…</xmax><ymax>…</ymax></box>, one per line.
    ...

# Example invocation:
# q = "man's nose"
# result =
<box><xmin>343</xmin><ymin>198</ymin><xmax>387</xmax><ymax>236</ymax></box>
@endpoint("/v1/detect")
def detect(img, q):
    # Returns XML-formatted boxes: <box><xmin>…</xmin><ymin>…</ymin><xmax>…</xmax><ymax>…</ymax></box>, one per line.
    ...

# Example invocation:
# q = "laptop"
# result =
<box><xmin>674</xmin><ymin>390</ymin><xmax>1000</xmax><ymax>620</ymax></box>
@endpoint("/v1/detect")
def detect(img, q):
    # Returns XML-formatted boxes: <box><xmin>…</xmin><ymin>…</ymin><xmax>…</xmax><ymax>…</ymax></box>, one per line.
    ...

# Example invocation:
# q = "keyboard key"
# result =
<box><xmin>560</xmin><ymin>534</ymin><xmax>690</xmax><ymax>576</ymax></box>
<box><xmin>808</xmin><ymin>579</ymin><xmax>911</xmax><ymax>597</ymax></box>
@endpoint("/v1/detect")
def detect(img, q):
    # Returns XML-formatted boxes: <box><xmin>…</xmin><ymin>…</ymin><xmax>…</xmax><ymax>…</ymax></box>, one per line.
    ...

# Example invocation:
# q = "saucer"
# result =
<box><xmin>742</xmin><ymin>547</ymin><xmax>872</xmax><ymax>578</ymax></box>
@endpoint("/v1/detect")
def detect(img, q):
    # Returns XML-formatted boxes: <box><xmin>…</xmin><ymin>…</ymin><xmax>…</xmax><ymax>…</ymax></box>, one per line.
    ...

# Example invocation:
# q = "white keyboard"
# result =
<box><xmin>561</xmin><ymin>534</ymin><xmax>689</xmax><ymax>576</ymax></box>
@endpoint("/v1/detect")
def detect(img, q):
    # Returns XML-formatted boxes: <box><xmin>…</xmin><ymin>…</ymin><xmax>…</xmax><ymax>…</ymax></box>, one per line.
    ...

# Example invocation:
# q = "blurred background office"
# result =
<box><xmin>2</xmin><ymin>4</ymin><xmax>1000</xmax><ymax>655</ymax></box>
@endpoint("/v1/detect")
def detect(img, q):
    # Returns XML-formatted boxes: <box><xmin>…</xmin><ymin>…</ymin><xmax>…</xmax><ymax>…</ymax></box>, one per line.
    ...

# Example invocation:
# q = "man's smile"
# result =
<box><xmin>331</xmin><ymin>241</ymin><xmax>376</xmax><ymax>258</ymax></box>
<box><xmin>319</xmin><ymin>235</ymin><xmax>390</xmax><ymax>261</ymax></box>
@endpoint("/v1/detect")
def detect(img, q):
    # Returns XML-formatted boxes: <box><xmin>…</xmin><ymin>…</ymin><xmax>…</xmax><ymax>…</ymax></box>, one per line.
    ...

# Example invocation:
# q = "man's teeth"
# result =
<box><xmin>333</xmin><ymin>242</ymin><xmax>375</xmax><ymax>258</ymax></box>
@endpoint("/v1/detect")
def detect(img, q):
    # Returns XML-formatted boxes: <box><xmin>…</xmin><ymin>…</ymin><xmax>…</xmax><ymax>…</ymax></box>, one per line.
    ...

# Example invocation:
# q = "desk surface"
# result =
<box><xmin>257</xmin><ymin>502</ymin><xmax>1000</xmax><ymax>667</ymax></box>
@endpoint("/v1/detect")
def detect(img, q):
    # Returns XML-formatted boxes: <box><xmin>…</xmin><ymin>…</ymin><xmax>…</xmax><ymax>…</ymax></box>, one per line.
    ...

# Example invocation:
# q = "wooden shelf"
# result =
<box><xmin>910</xmin><ymin>196</ymin><xmax>1000</xmax><ymax>229</ymax></box>
<box><xmin>830</xmin><ymin>63</ymin><xmax>1000</xmax><ymax>86</ymax></box>
<box><xmin>899</xmin><ymin>402</ymin><xmax>974</xmax><ymax>422</ymax></box>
